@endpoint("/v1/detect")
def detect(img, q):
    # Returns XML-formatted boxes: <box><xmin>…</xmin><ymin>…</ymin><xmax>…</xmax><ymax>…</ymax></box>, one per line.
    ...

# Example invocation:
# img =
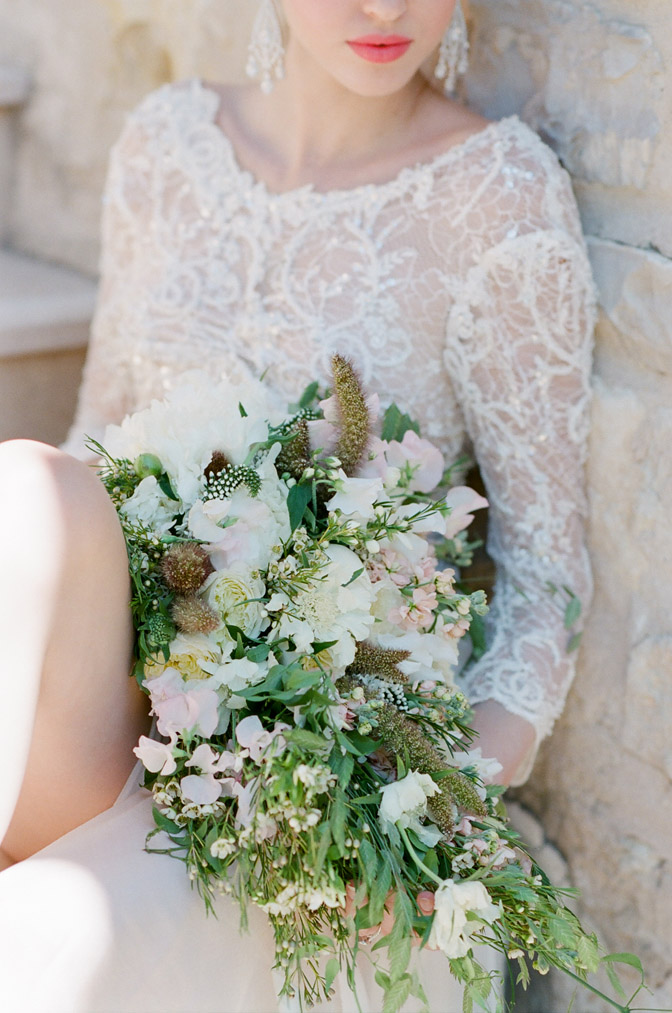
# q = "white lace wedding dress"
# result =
<box><xmin>0</xmin><ymin>79</ymin><xmax>595</xmax><ymax>1013</ymax></box>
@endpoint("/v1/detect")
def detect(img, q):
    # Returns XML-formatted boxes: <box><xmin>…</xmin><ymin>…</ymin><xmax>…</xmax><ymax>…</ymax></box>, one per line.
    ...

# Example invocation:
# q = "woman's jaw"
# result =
<box><xmin>279</xmin><ymin>0</ymin><xmax>457</xmax><ymax>101</ymax></box>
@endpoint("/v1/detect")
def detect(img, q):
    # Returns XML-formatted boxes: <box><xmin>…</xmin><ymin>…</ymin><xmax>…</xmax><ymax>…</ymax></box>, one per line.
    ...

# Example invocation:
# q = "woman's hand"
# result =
<box><xmin>344</xmin><ymin>884</ymin><xmax>436</xmax><ymax>947</ymax></box>
<box><xmin>467</xmin><ymin>700</ymin><xmax>536</xmax><ymax>787</ymax></box>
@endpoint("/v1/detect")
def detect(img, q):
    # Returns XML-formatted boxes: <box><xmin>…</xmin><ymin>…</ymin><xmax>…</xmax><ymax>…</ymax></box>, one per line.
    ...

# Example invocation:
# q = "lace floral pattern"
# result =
<box><xmin>64</xmin><ymin>80</ymin><xmax>596</xmax><ymax>782</ymax></box>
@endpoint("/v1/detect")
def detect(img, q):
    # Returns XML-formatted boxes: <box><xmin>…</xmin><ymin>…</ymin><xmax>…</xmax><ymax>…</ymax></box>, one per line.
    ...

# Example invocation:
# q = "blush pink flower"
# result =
<box><xmin>443</xmin><ymin>486</ymin><xmax>489</xmax><ymax>539</ymax></box>
<box><xmin>388</xmin><ymin>586</ymin><xmax>438</xmax><ymax>630</ymax></box>
<box><xmin>384</xmin><ymin>431</ymin><xmax>445</xmax><ymax>493</ymax></box>
<box><xmin>145</xmin><ymin>667</ymin><xmax>219</xmax><ymax>739</ymax></box>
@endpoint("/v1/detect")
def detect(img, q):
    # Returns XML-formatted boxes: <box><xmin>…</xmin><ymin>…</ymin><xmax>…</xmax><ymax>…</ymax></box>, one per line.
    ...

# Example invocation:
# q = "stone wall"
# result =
<box><xmin>466</xmin><ymin>2</ymin><xmax>672</xmax><ymax>1007</ymax></box>
<box><xmin>1</xmin><ymin>0</ymin><xmax>670</xmax><ymax>1007</ymax></box>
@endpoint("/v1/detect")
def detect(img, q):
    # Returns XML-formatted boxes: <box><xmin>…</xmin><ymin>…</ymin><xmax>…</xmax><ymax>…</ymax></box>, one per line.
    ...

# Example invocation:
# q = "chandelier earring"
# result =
<box><xmin>434</xmin><ymin>0</ymin><xmax>470</xmax><ymax>95</ymax></box>
<box><xmin>246</xmin><ymin>0</ymin><xmax>285</xmax><ymax>95</ymax></box>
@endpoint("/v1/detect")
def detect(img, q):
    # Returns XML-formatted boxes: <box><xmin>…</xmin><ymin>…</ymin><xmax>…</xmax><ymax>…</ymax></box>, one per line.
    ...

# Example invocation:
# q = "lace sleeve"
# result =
<box><xmin>449</xmin><ymin>221</ymin><xmax>596</xmax><ymax>784</ymax></box>
<box><xmin>60</xmin><ymin>100</ymin><xmax>160</xmax><ymax>458</ymax></box>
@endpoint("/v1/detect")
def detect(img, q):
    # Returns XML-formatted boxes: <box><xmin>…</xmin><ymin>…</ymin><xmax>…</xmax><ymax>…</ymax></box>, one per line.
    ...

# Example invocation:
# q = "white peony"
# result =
<box><xmin>103</xmin><ymin>371</ymin><xmax>282</xmax><ymax>506</ymax></box>
<box><xmin>428</xmin><ymin>879</ymin><xmax>502</xmax><ymax>958</ymax></box>
<box><xmin>378</xmin><ymin>770</ymin><xmax>443</xmax><ymax>846</ymax></box>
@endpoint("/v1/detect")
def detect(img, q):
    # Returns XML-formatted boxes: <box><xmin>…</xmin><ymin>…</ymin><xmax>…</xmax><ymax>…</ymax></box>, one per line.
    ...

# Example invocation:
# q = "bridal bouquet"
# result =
<box><xmin>93</xmin><ymin>358</ymin><xmax>642</xmax><ymax>1013</ymax></box>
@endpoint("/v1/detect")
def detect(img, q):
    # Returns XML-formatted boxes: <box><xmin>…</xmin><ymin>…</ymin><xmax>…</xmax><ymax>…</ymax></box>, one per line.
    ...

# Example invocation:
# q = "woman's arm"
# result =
<box><xmin>449</xmin><ymin>216</ymin><xmax>596</xmax><ymax>786</ymax></box>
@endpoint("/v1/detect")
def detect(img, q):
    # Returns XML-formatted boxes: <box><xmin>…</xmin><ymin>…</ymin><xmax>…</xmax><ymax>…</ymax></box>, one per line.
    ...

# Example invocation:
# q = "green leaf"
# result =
<box><xmin>330</xmin><ymin>789</ymin><xmax>347</xmax><ymax>853</ymax></box>
<box><xmin>299</xmin><ymin>381</ymin><xmax>320</xmax><ymax>409</ymax></box>
<box><xmin>157</xmin><ymin>473</ymin><xmax>179</xmax><ymax>501</ymax></box>
<box><xmin>368</xmin><ymin>860</ymin><xmax>392</xmax><ymax>923</ymax></box>
<box><xmin>341</xmin><ymin>567</ymin><xmax>364</xmax><ymax>588</ymax></box>
<box><xmin>311</xmin><ymin>639</ymin><xmax>338</xmax><ymax>653</ymax></box>
<box><xmin>152</xmin><ymin>806</ymin><xmax>183</xmax><ymax>837</ymax></box>
<box><xmin>564</xmin><ymin>593</ymin><xmax>582</xmax><ymax>629</ymax></box>
<box><xmin>387</xmin><ymin>935</ymin><xmax>412</xmax><ymax>981</ymax></box>
<box><xmin>468</xmin><ymin>613</ymin><xmax>487</xmax><ymax>660</ymax></box>
<box><xmin>604</xmin><ymin>961</ymin><xmax>627</xmax><ymax>1000</ymax></box>
<box><xmin>238</xmin><ymin>401</ymin><xmax>248</xmax><ymax>417</ymax></box>
<box><xmin>567</xmin><ymin>632</ymin><xmax>583</xmax><ymax>653</ymax></box>
<box><xmin>576</xmin><ymin>933</ymin><xmax>600</xmax><ymax>973</ymax></box>
<box><xmin>325</xmin><ymin>957</ymin><xmax>340</xmax><ymax>994</ymax></box>
<box><xmin>381</xmin><ymin>403</ymin><xmax>420</xmax><ymax>442</ymax></box>
<box><xmin>314</xmin><ymin>823</ymin><xmax>332</xmax><ymax>878</ymax></box>
<box><xmin>246</xmin><ymin>643</ymin><xmax>271</xmax><ymax>663</ymax></box>
<box><xmin>382</xmin><ymin>976</ymin><xmax>413</xmax><ymax>1013</ymax></box>
<box><xmin>602</xmin><ymin>951</ymin><xmax>645</xmax><ymax>980</ymax></box>
<box><xmin>358</xmin><ymin>838</ymin><xmax>379</xmax><ymax>885</ymax></box>
<box><xmin>286</xmin><ymin>728</ymin><xmax>329</xmax><ymax>752</ymax></box>
<box><xmin>287</xmin><ymin>483</ymin><xmax>313</xmax><ymax>532</ymax></box>
<box><xmin>329</xmin><ymin>749</ymin><xmax>355</xmax><ymax>788</ymax></box>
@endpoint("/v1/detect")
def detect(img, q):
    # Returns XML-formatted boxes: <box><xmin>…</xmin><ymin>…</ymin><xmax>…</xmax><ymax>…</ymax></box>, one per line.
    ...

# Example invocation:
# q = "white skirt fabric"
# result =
<box><xmin>0</xmin><ymin>766</ymin><xmax>498</xmax><ymax>1013</ymax></box>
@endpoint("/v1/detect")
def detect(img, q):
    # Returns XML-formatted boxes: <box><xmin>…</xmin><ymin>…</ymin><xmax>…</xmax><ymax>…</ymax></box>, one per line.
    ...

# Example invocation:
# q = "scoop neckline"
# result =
<box><xmin>192</xmin><ymin>78</ymin><xmax>520</xmax><ymax>203</ymax></box>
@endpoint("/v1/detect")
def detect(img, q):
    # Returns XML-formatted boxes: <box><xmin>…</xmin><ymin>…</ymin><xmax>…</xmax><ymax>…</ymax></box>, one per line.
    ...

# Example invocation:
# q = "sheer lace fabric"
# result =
<box><xmin>64</xmin><ymin>80</ymin><xmax>595</xmax><ymax>782</ymax></box>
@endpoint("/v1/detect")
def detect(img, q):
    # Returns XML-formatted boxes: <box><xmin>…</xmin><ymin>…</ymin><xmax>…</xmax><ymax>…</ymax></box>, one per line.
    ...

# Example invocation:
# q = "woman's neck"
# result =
<box><xmin>239</xmin><ymin>42</ymin><xmax>432</xmax><ymax>191</ymax></box>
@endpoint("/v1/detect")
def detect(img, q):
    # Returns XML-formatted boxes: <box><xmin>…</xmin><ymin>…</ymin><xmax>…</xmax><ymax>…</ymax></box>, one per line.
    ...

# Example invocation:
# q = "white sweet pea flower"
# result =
<box><xmin>377</xmin><ymin>630</ymin><xmax>459</xmax><ymax>684</ymax></box>
<box><xmin>291</xmin><ymin>544</ymin><xmax>376</xmax><ymax>667</ymax></box>
<box><xmin>209</xmin><ymin>657</ymin><xmax>267</xmax><ymax>695</ymax></box>
<box><xmin>457</xmin><ymin>748</ymin><xmax>503</xmax><ymax>799</ymax></box>
<box><xmin>235</xmin><ymin>715</ymin><xmax>289</xmax><ymax>763</ymax></box>
<box><xmin>379</xmin><ymin>770</ymin><xmax>443</xmax><ymax>846</ymax></box>
<box><xmin>120</xmin><ymin>476</ymin><xmax>177</xmax><ymax>534</ymax></box>
<box><xmin>327</xmin><ymin>471</ymin><xmax>385</xmax><ymax>523</ymax></box>
<box><xmin>133</xmin><ymin>736</ymin><xmax>177</xmax><ymax>775</ymax></box>
<box><xmin>428</xmin><ymin>879</ymin><xmax>502</xmax><ymax>958</ymax></box>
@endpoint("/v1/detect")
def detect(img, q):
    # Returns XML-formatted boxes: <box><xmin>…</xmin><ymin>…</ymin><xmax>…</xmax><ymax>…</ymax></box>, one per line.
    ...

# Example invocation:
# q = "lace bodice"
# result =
<box><xmin>64</xmin><ymin>79</ymin><xmax>595</xmax><ymax>783</ymax></box>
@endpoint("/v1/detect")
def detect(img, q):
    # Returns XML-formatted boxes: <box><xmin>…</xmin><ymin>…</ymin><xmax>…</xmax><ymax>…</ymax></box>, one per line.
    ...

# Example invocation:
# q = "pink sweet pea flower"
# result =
<box><xmin>133</xmin><ymin>736</ymin><xmax>177</xmax><ymax>776</ymax></box>
<box><xmin>385</xmin><ymin>431</ymin><xmax>445</xmax><ymax>493</ymax></box>
<box><xmin>146</xmin><ymin>667</ymin><xmax>220</xmax><ymax>739</ymax></box>
<box><xmin>443</xmin><ymin>486</ymin><xmax>489</xmax><ymax>539</ymax></box>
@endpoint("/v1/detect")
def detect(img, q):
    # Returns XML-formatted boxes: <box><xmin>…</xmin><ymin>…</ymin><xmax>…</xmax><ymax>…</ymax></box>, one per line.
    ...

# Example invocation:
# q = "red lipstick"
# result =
<box><xmin>347</xmin><ymin>34</ymin><xmax>412</xmax><ymax>64</ymax></box>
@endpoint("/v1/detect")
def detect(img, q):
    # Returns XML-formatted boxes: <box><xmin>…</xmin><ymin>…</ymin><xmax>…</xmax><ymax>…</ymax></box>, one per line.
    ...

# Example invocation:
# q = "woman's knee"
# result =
<box><xmin>0</xmin><ymin>439</ymin><xmax>122</xmax><ymax>559</ymax></box>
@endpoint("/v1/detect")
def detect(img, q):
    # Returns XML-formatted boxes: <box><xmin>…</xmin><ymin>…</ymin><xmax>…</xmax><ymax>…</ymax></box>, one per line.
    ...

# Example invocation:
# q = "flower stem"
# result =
<box><xmin>397</xmin><ymin>825</ymin><xmax>443</xmax><ymax>888</ymax></box>
<box><xmin>555</xmin><ymin>968</ymin><xmax>631</xmax><ymax>1013</ymax></box>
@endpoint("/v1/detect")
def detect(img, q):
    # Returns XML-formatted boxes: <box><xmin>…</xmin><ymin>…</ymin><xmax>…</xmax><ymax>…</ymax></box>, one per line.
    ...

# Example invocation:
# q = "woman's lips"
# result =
<box><xmin>347</xmin><ymin>35</ymin><xmax>412</xmax><ymax>64</ymax></box>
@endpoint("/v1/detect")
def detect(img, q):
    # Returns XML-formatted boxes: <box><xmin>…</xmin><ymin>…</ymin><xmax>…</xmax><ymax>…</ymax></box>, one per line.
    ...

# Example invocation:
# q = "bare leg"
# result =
<box><xmin>0</xmin><ymin>440</ymin><xmax>150</xmax><ymax>862</ymax></box>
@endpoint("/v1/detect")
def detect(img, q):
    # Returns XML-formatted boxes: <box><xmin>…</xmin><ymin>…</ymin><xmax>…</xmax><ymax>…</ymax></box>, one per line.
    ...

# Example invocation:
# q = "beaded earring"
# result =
<box><xmin>246</xmin><ymin>0</ymin><xmax>285</xmax><ymax>95</ymax></box>
<box><xmin>434</xmin><ymin>0</ymin><xmax>470</xmax><ymax>95</ymax></box>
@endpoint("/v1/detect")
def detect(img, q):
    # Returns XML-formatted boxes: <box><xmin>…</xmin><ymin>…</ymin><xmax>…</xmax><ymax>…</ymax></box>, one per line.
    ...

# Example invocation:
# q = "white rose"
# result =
<box><xmin>428</xmin><ymin>879</ymin><xmax>502</xmax><ymax>958</ymax></box>
<box><xmin>144</xmin><ymin>632</ymin><xmax>221</xmax><ymax>682</ymax></box>
<box><xmin>378</xmin><ymin>770</ymin><xmax>443</xmax><ymax>846</ymax></box>
<box><xmin>204</xmin><ymin>565</ymin><xmax>267</xmax><ymax>638</ymax></box>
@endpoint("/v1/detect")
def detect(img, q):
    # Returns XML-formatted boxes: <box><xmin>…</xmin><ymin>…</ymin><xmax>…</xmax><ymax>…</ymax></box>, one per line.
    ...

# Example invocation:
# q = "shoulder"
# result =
<box><xmin>112</xmin><ymin>79</ymin><xmax>219</xmax><ymax>158</ymax></box>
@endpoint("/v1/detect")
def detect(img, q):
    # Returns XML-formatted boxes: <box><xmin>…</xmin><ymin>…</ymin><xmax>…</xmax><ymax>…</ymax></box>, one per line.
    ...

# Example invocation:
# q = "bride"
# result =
<box><xmin>0</xmin><ymin>0</ymin><xmax>594</xmax><ymax>1010</ymax></box>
